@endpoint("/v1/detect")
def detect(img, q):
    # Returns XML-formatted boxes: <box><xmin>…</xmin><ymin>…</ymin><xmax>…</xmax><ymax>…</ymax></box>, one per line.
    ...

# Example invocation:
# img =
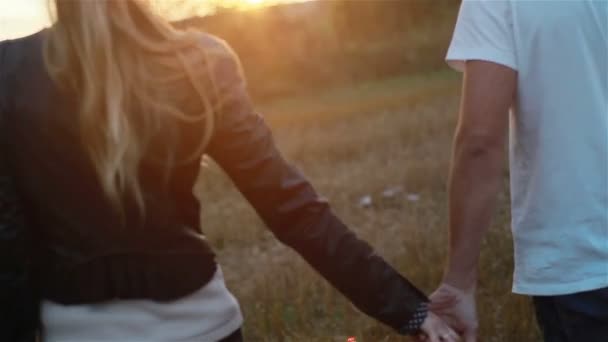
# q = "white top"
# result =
<box><xmin>447</xmin><ymin>0</ymin><xmax>608</xmax><ymax>296</ymax></box>
<box><xmin>41</xmin><ymin>267</ymin><xmax>243</xmax><ymax>342</ymax></box>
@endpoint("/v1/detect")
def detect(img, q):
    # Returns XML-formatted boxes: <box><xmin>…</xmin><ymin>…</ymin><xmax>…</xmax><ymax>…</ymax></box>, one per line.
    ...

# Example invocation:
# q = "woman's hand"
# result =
<box><xmin>417</xmin><ymin>311</ymin><xmax>461</xmax><ymax>342</ymax></box>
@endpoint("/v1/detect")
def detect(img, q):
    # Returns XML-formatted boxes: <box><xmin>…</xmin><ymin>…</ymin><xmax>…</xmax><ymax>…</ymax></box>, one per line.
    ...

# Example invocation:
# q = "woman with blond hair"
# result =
<box><xmin>0</xmin><ymin>1</ymin><xmax>457</xmax><ymax>341</ymax></box>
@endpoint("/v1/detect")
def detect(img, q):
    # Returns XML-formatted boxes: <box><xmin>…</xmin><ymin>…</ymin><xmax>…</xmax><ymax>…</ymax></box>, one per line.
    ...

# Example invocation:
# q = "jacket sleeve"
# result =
<box><xmin>0</xmin><ymin>40</ymin><xmax>40</xmax><ymax>342</ymax></box>
<box><xmin>204</xmin><ymin>38</ymin><xmax>429</xmax><ymax>334</ymax></box>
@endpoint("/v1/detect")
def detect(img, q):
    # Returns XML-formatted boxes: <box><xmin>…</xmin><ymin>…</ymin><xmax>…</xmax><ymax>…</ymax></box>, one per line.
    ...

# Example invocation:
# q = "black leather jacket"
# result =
<box><xmin>0</xmin><ymin>137</ymin><xmax>39</xmax><ymax>341</ymax></box>
<box><xmin>0</xmin><ymin>31</ymin><xmax>427</xmax><ymax>339</ymax></box>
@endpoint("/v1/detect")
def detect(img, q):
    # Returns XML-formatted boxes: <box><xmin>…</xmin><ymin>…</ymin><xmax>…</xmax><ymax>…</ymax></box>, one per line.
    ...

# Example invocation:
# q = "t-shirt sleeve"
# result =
<box><xmin>446</xmin><ymin>0</ymin><xmax>517</xmax><ymax>72</ymax></box>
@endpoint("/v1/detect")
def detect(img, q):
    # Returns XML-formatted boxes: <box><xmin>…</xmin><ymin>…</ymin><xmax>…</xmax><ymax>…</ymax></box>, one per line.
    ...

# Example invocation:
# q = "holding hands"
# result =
<box><xmin>414</xmin><ymin>281</ymin><xmax>478</xmax><ymax>342</ymax></box>
<box><xmin>427</xmin><ymin>283</ymin><xmax>478</xmax><ymax>342</ymax></box>
<box><xmin>418</xmin><ymin>311</ymin><xmax>461</xmax><ymax>342</ymax></box>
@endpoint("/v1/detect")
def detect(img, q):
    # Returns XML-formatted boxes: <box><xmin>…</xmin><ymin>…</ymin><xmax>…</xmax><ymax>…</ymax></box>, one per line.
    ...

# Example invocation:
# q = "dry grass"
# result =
<box><xmin>194</xmin><ymin>71</ymin><xmax>541</xmax><ymax>341</ymax></box>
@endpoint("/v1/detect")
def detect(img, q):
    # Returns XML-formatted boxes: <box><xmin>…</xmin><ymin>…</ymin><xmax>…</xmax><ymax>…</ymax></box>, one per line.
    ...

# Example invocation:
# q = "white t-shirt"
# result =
<box><xmin>447</xmin><ymin>0</ymin><xmax>608</xmax><ymax>296</ymax></box>
<box><xmin>41</xmin><ymin>267</ymin><xmax>243</xmax><ymax>342</ymax></box>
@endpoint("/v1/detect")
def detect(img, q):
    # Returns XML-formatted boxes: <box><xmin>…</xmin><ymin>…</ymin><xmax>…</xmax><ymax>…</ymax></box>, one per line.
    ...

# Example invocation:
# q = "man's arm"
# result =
<box><xmin>443</xmin><ymin>60</ymin><xmax>515</xmax><ymax>290</ymax></box>
<box><xmin>427</xmin><ymin>61</ymin><xmax>516</xmax><ymax>341</ymax></box>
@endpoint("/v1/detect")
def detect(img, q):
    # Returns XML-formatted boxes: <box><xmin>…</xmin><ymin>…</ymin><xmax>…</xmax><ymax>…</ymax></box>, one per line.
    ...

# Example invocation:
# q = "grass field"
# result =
<box><xmin>194</xmin><ymin>71</ymin><xmax>542</xmax><ymax>341</ymax></box>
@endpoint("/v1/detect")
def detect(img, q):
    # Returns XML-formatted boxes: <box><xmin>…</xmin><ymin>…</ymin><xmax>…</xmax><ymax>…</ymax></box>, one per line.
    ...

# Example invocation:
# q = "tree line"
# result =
<box><xmin>176</xmin><ymin>0</ymin><xmax>460</xmax><ymax>100</ymax></box>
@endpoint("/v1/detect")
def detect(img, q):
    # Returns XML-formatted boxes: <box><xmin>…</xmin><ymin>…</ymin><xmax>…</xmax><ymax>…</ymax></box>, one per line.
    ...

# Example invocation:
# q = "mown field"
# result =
<box><xmin>194</xmin><ymin>71</ymin><xmax>541</xmax><ymax>341</ymax></box>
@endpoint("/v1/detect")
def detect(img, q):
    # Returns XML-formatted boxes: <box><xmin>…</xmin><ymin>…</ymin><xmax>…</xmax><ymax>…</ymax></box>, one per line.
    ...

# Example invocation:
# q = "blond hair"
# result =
<box><xmin>44</xmin><ymin>0</ymin><xmax>224</xmax><ymax>213</ymax></box>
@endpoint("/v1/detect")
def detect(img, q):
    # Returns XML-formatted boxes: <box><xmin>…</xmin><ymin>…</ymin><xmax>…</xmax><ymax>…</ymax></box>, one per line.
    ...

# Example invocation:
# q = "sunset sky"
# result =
<box><xmin>0</xmin><ymin>0</ymin><xmax>299</xmax><ymax>40</ymax></box>
<box><xmin>0</xmin><ymin>0</ymin><xmax>50</xmax><ymax>40</ymax></box>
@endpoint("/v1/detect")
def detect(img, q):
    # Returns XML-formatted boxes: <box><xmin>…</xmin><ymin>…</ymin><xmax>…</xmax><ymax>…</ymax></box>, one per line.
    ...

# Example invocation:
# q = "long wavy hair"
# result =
<box><xmin>44</xmin><ymin>0</ymin><xmax>224</xmax><ymax>212</ymax></box>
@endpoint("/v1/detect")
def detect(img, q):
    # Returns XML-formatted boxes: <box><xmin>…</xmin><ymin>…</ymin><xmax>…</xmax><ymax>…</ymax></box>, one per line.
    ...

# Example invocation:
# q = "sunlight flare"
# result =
<box><xmin>235</xmin><ymin>0</ymin><xmax>269</xmax><ymax>9</ymax></box>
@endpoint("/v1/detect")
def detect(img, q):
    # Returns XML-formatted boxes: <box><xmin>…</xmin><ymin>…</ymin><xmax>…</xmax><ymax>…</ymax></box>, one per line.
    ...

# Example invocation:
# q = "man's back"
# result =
<box><xmin>447</xmin><ymin>0</ymin><xmax>608</xmax><ymax>295</ymax></box>
<box><xmin>508</xmin><ymin>1</ymin><xmax>607</xmax><ymax>295</ymax></box>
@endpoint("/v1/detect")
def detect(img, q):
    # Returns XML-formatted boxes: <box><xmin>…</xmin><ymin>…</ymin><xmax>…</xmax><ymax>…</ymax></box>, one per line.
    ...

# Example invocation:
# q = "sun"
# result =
<box><xmin>216</xmin><ymin>0</ymin><xmax>278</xmax><ymax>10</ymax></box>
<box><xmin>240</xmin><ymin>0</ymin><xmax>267</xmax><ymax>7</ymax></box>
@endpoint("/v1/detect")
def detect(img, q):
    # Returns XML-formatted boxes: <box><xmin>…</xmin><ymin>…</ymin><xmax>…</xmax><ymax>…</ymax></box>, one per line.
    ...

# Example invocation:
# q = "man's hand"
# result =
<box><xmin>429</xmin><ymin>283</ymin><xmax>478</xmax><ymax>342</ymax></box>
<box><xmin>418</xmin><ymin>311</ymin><xmax>461</xmax><ymax>342</ymax></box>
